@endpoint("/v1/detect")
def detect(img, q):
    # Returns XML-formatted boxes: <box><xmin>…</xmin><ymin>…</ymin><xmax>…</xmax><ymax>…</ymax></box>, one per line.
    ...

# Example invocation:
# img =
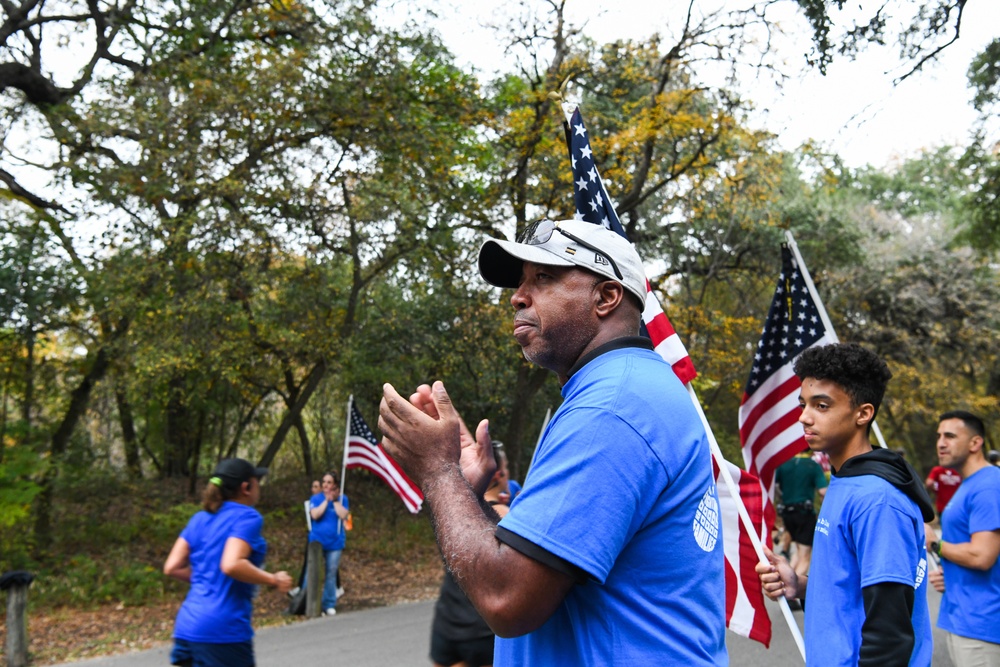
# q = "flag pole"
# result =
<box><xmin>337</xmin><ymin>395</ymin><xmax>353</xmax><ymax>534</ymax></box>
<box><xmin>536</xmin><ymin>408</ymin><xmax>552</xmax><ymax>450</ymax></box>
<box><xmin>783</xmin><ymin>231</ymin><xmax>888</xmax><ymax>449</ymax></box>
<box><xmin>686</xmin><ymin>384</ymin><xmax>807</xmax><ymax>661</ymax></box>
<box><xmin>341</xmin><ymin>395</ymin><xmax>352</xmax><ymax>497</ymax></box>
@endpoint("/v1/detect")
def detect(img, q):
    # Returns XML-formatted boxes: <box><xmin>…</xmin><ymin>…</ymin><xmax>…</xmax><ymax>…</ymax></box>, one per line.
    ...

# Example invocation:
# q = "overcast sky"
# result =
<box><xmin>418</xmin><ymin>0</ymin><xmax>999</xmax><ymax>169</ymax></box>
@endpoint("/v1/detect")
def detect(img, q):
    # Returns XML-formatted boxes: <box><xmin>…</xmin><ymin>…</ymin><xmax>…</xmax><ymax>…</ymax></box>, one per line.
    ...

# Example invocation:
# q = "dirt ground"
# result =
<box><xmin>1</xmin><ymin>552</ymin><xmax>444</xmax><ymax>665</ymax></box>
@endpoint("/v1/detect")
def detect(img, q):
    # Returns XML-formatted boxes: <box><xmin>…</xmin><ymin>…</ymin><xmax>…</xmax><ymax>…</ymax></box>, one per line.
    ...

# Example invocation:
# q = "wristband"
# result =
<box><xmin>931</xmin><ymin>541</ymin><xmax>944</xmax><ymax>558</ymax></box>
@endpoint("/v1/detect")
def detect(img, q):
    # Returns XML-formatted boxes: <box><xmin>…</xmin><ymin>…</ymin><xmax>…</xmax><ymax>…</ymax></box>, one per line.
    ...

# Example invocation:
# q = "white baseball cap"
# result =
<box><xmin>478</xmin><ymin>219</ymin><xmax>647</xmax><ymax>305</ymax></box>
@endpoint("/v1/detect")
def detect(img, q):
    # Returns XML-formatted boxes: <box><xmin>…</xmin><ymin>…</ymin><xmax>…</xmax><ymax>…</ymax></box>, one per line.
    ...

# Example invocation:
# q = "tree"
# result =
<box><xmin>788</xmin><ymin>0</ymin><xmax>971</xmax><ymax>80</ymax></box>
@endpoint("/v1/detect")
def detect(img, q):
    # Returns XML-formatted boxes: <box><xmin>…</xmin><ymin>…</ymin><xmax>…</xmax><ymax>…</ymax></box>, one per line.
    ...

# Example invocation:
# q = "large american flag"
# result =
<box><xmin>739</xmin><ymin>244</ymin><xmax>835</xmax><ymax>510</ymax></box>
<box><xmin>566</xmin><ymin>106</ymin><xmax>697</xmax><ymax>384</ymax></box>
<box><xmin>346</xmin><ymin>402</ymin><xmax>424</xmax><ymax>514</ymax></box>
<box><xmin>566</xmin><ymin>106</ymin><xmax>769</xmax><ymax>644</ymax></box>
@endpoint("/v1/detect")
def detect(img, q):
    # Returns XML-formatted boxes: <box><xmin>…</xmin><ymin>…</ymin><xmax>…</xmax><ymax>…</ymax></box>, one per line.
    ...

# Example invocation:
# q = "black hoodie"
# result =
<box><xmin>832</xmin><ymin>447</ymin><xmax>936</xmax><ymax>523</ymax></box>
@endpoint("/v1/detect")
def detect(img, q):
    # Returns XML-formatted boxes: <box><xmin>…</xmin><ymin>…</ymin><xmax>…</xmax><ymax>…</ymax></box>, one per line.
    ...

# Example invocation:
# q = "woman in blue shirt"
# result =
<box><xmin>308</xmin><ymin>471</ymin><xmax>350</xmax><ymax>616</ymax></box>
<box><xmin>164</xmin><ymin>458</ymin><xmax>292</xmax><ymax>667</ymax></box>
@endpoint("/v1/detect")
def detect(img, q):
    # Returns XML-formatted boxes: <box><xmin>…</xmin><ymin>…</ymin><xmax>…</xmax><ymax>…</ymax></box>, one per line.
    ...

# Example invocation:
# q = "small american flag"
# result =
<box><xmin>347</xmin><ymin>402</ymin><xmax>424</xmax><ymax>514</ymax></box>
<box><xmin>739</xmin><ymin>244</ymin><xmax>835</xmax><ymax>510</ymax></box>
<box><xmin>565</xmin><ymin>106</ymin><xmax>697</xmax><ymax>384</ymax></box>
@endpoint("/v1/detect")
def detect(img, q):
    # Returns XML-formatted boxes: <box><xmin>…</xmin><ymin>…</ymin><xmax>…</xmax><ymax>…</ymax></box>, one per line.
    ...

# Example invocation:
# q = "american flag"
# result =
<box><xmin>566</xmin><ymin>106</ymin><xmax>770</xmax><ymax>644</ymax></box>
<box><xmin>739</xmin><ymin>244</ymin><xmax>835</xmax><ymax>510</ymax></box>
<box><xmin>715</xmin><ymin>459</ymin><xmax>771</xmax><ymax>646</ymax></box>
<box><xmin>565</xmin><ymin>106</ymin><xmax>697</xmax><ymax>384</ymax></box>
<box><xmin>346</xmin><ymin>402</ymin><xmax>424</xmax><ymax>514</ymax></box>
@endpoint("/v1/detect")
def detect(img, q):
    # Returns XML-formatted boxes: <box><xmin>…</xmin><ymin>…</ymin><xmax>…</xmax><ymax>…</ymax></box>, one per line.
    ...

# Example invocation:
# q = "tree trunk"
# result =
<box><xmin>188</xmin><ymin>408</ymin><xmax>206</xmax><ymax>496</ymax></box>
<box><xmin>33</xmin><ymin>346</ymin><xmax>112</xmax><ymax>554</ymax></box>
<box><xmin>164</xmin><ymin>375</ymin><xmax>199</xmax><ymax>478</ymax></box>
<box><xmin>258</xmin><ymin>359</ymin><xmax>327</xmax><ymax>469</ymax></box>
<box><xmin>505</xmin><ymin>364</ymin><xmax>552</xmax><ymax>482</ymax></box>
<box><xmin>114</xmin><ymin>380</ymin><xmax>141</xmax><ymax>478</ymax></box>
<box><xmin>296</xmin><ymin>415</ymin><xmax>313</xmax><ymax>478</ymax></box>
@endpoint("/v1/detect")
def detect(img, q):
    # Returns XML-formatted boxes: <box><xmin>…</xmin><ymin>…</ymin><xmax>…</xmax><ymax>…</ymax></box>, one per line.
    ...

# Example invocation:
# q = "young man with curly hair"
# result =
<box><xmin>757</xmin><ymin>343</ymin><xmax>935</xmax><ymax>666</ymax></box>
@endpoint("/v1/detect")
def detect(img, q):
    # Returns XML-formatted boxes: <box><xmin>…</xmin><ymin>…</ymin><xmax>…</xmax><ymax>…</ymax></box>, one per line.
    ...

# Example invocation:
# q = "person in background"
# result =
<box><xmin>164</xmin><ymin>458</ymin><xmax>292</xmax><ymax>667</ymax></box>
<box><xmin>774</xmin><ymin>447</ymin><xmax>829</xmax><ymax>580</ymax></box>
<box><xmin>430</xmin><ymin>443</ymin><xmax>511</xmax><ymax>667</ymax></box>
<box><xmin>289</xmin><ymin>479</ymin><xmax>326</xmax><ymax>601</ymax></box>
<box><xmin>928</xmin><ymin>410</ymin><xmax>1000</xmax><ymax>666</ymax></box>
<box><xmin>926</xmin><ymin>462</ymin><xmax>962</xmax><ymax>524</ymax></box>
<box><xmin>756</xmin><ymin>343</ymin><xmax>934</xmax><ymax>666</ymax></box>
<box><xmin>309</xmin><ymin>471</ymin><xmax>350</xmax><ymax>616</ymax></box>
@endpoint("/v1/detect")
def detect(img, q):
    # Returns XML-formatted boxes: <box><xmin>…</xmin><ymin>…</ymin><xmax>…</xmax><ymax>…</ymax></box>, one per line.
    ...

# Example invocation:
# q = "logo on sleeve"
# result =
<box><xmin>915</xmin><ymin>557</ymin><xmax>926</xmax><ymax>588</ymax></box>
<box><xmin>693</xmin><ymin>486</ymin><xmax>720</xmax><ymax>552</ymax></box>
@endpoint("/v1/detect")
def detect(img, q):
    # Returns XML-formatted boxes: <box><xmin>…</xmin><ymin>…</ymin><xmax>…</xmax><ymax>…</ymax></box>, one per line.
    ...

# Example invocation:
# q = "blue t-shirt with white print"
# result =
<box><xmin>495</xmin><ymin>342</ymin><xmax>727</xmax><ymax>666</ymax></box>
<box><xmin>806</xmin><ymin>473</ymin><xmax>932</xmax><ymax>666</ymax></box>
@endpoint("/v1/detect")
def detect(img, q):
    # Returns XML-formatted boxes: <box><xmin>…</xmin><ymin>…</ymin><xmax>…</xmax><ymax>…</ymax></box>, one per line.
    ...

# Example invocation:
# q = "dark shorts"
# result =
<box><xmin>781</xmin><ymin>506</ymin><xmax>818</xmax><ymax>546</ymax></box>
<box><xmin>171</xmin><ymin>638</ymin><xmax>255</xmax><ymax>667</ymax></box>
<box><xmin>430</xmin><ymin>632</ymin><xmax>494</xmax><ymax>667</ymax></box>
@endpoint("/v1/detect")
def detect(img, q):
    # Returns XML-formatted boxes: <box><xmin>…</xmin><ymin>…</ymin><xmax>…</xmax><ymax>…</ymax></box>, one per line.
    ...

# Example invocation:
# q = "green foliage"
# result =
<box><xmin>0</xmin><ymin>442</ymin><xmax>44</xmax><ymax>565</ymax></box>
<box><xmin>957</xmin><ymin>143</ymin><xmax>1000</xmax><ymax>253</ymax></box>
<box><xmin>968</xmin><ymin>38</ymin><xmax>1000</xmax><ymax>113</ymax></box>
<box><xmin>38</xmin><ymin>555</ymin><xmax>168</xmax><ymax>608</ymax></box>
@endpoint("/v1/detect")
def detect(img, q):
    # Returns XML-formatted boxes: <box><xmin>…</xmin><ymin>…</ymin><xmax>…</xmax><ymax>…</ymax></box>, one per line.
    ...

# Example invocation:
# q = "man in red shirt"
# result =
<box><xmin>925</xmin><ymin>464</ymin><xmax>962</xmax><ymax>518</ymax></box>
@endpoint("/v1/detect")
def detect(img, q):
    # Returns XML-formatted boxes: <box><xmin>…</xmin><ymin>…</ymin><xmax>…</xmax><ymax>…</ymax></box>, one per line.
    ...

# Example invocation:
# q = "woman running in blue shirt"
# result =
<box><xmin>164</xmin><ymin>458</ymin><xmax>292</xmax><ymax>667</ymax></box>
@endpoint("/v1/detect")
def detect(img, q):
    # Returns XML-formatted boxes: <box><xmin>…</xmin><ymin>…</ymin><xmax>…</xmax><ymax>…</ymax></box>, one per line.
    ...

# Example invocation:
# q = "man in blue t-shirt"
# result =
<box><xmin>928</xmin><ymin>411</ymin><xmax>1000</xmax><ymax>665</ymax></box>
<box><xmin>378</xmin><ymin>220</ymin><xmax>727</xmax><ymax>666</ymax></box>
<box><xmin>756</xmin><ymin>343</ymin><xmax>935</xmax><ymax>666</ymax></box>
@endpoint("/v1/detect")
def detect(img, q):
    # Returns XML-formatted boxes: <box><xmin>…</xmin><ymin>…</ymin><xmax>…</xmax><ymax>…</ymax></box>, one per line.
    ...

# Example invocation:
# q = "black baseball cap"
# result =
<box><xmin>212</xmin><ymin>458</ymin><xmax>268</xmax><ymax>490</ymax></box>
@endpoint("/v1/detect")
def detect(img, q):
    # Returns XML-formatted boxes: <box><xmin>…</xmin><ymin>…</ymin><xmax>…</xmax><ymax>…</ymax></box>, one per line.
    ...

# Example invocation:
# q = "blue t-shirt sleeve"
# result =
<box><xmin>179</xmin><ymin>512</ymin><xmax>203</xmax><ymax>546</ymax></box>
<box><xmin>228</xmin><ymin>510</ymin><xmax>263</xmax><ymax>544</ymax></box>
<box><xmin>853</xmin><ymin>502</ymin><xmax>920</xmax><ymax>588</ymax></box>
<box><xmin>967</xmin><ymin>484</ymin><xmax>1000</xmax><ymax>534</ymax></box>
<box><xmin>499</xmin><ymin>408</ymin><xmax>664</xmax><ymax>583</ymax></box>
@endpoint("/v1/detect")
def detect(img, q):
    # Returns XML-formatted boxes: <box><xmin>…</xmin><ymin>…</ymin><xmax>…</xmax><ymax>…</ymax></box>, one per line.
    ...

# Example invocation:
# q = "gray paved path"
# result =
<box><xmin>58</xmin><ymin>587</ymin><xmax>954</xmax><ymax>666</ymax></box>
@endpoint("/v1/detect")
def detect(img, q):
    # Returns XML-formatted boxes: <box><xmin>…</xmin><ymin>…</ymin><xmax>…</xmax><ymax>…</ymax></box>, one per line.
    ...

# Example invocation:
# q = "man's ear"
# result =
<box><xmin>856</xmin><ymin>403</ymin><xmax>875</xmax><ymax>428</ymax></box>
<box><xmin>594</xmin><ymin>280</ymin><xmax>625</xmax><ymax>317</ymax></box>
<box><xmin>970</xmin><ymin>434</ymin><xmax>985</xmax><ymax>453</ymax></box>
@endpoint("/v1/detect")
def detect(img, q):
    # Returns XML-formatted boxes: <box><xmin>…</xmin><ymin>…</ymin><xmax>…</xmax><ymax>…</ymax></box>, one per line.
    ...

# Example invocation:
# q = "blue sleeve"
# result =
<box><xmin>309</xmin><ymin>492</ymin><xmax>324</xmax><ymax>509</ymax></box>
<box><xmin>179</xmin><ymin>512</ymin><xmax>202</xmax><ymax>544</ymax></box>
<box><xmin>967</xmin><ymin>483</ymin><xmax>1000</xmax><ymax>534</ymax></box>
<box><xmin>853</xmin><ymin>503</ymin><xmax>920</xmax><ymax>588</ymax></box>
<box><xmin>342</xmin><ymin>495</ymin><xmax>349</xmax><ymax>511</ymax></box>
<box><xmin>498</xmin><ymin>408</ymin><xmax>664</xmax><ymax>583</ymax></box>
<box><xmin>229</xmin><ymin>509</ymin><xmax>264</xmax><ymax>545</ymax></box>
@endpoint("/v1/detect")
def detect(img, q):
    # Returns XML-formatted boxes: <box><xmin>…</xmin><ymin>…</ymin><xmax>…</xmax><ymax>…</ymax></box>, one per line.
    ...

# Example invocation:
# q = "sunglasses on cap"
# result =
<box><xmin>517</xmin><ymin>220</ymin><xmax>623</xmax><ymax>281</ymax></box>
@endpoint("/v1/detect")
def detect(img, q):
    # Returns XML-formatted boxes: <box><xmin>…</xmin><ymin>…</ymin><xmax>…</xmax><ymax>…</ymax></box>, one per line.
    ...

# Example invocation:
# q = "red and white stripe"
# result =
<box><xmin>346</xmin><ymin>437</ymin><xmax>424</xmax><ymax>514</ymax></box>
<box><xmin>714</xmin><ymin>458</ymin><xmax>772</xmax><ymax>646</ymax></box>
<box><xmin>643</xmin><ymin>280</ymin><xmax>697</xmax><ymax>385</ymax></box>
<box><xmin>739</xmin><ymin>332</ymin><xmax>834</xmax><ymax>501</ymax></box>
